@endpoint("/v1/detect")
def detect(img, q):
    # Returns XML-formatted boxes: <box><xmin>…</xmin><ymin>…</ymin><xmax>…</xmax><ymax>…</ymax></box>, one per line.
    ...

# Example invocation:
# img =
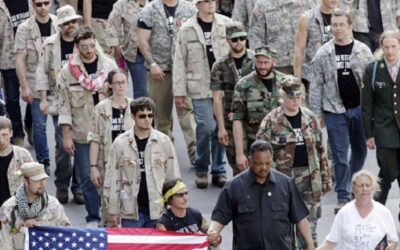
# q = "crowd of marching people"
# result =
<box><xmin>0</xmin><ymin>0</ymin><xmax>400</xmax><ymax>249</ymax></box>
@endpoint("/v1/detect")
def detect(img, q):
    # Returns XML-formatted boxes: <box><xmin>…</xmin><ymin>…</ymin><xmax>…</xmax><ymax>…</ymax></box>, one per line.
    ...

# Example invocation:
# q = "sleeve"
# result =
<box><xmin>396</xmin><ymin>0</ymin><xmax>400</xmax><ymax>17</ymax></box>
<box><xmin>56</xmin><ymin>69</ymin><xmax>73</xmax><ymax>126</ymax></box>
<box><xmin>105</xmin><ymin>142</ymin><xmax>121</xmax><ymax>215</ymax></box>
<box><xmin>325</xmin><ymin>208</ymin><xmax>344</xmax><ymax>243</ymax></box>
<box><xmin>13</xmin><ymin>25</ymin><xmax>28</xmax><ymax>54</ymax></box>
<box><xmin>312</xmin><ymin>114</ymin><xmax>331</xmax><ymax>187</ymax></box>
<box><xmin>0</xmin><ymin>206</ymin><xmax>13</xmax><ymax>250</ymax></box>
<box><xmin>172</xmin><ymin>29</ymin><xmax>188</xmax><ymax>97</ymax></box>
<box><xmin>231</xmin><ymin>0</ymin><xmax>248</xmax><ymax>30</ymax></box>
<box><xmin>288</xmin><ymin>179</ymin><xmax>309</xmax><ymax>224</ymax></box>
<box><xmin>248</xmin><ymin>2</ymin><xmax>265</xmax><ymax>50</ymax></box>
<box><xmin>35</xmin><ymin>44</ymin><xmax>51</xmax><ymax>91</ymax></box>
<box><xmin>210</xmin><ymin>61</ymin><xmax>224</xmax><ymax>91</ymax></box>
<box><xmin>231</xmin><ymin>81</ymin><xmax>247</xmax><ymax>120</ymax></box>
<box><xmin>107</xmin><ymin>1</ymin><xmax>123</xmax><ymax>47</ymax></box>
<box><xmin>309</xmin><ymin>52</ymin><xmax>324</xmax><ymax>116</ymax></box>
<box><xmin>0</xmin><ymin>12</ymin><xmax>6</xmax><ymax>45</ymax></box>
<box><xmin>256</xmin><ymin>114</ymin><xmax>272</xmax><ymax>141</ymax></box>
<box><xmin>137</xmin><ymin>6</ymin><xmax>153</xmax><ymax>29</ymax></box>
<box><xmin>54</xmin><ymin>201</ymin><xmax>71</xmax><ymax>227</ymax></box>
<box><xmin>211</xmin><ymin>183</ymin><xmax>233</xmax><ymax>225</ymax></box>
<box><xmin>87</xmin><ymin>105</ymin><xmax>102</xmax><ymax>143</ymax></box>
<box><xmin>164</xmin><ymin>135</ymin><xmax>181</xmax><ymax>181</ymax></box>
<box><xmin>383</xmin><ymin>206</ymin><xmax>398</xmax><ymax>242</ymax></box>
<box><xmin>361</xmin><ymin>63</ymin><xmax>374</xmax><ymax>139</ymax></box>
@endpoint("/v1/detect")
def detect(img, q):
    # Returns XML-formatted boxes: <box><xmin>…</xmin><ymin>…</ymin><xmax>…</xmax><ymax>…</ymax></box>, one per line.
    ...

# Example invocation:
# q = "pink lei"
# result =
<box><xmin>68</xmin><ymin>59</ymin><xmax>107</xmax><ymax>91</ymax></box>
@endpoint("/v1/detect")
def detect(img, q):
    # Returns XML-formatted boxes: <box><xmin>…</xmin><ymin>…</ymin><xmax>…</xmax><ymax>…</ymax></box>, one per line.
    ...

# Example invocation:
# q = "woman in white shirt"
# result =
<box><xmin>318</xmin><ymin>169</ymin><xmax>398</xmax><ymax>250</ymax></box>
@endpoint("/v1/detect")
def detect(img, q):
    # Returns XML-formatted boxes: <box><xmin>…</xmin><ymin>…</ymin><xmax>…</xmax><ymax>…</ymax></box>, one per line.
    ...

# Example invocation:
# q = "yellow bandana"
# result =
<box><xmin>156</xmin><ymin>181</ymin><xmax>187</xmax><ymax>204</ymax></box>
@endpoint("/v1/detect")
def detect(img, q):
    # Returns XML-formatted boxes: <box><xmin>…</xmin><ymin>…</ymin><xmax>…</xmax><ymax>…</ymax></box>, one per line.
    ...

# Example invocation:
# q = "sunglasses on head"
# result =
<box><xmin>35</xmin><ymin>1</ymin><xmax>50</xmax><ymax>7</ymax></box>
<box><xmin>174</xmin><ymin>191</ymin><xmax>189</xmax><ymax>198</ymax></box>
<box><xmin>230</xmin><ymin>36</ymin><xmax>246</xmax><ymax>43</ymax></box>
<box><xmin>137</xmin><ymin>113</ymin><xmax>154</xmax><ymax>119</ymax></box>
<box><xmin>62</xmin><ymin>19</ymin><xmax>78</xmax><ymax>26</ymax></box>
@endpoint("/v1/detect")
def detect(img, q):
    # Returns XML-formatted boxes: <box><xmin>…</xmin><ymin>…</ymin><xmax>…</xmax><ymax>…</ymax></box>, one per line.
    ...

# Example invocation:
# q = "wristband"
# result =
<box><xmin>90</xmin><ymin>164</ymin><xmax>98</xmax><ymax>168</ymax></box>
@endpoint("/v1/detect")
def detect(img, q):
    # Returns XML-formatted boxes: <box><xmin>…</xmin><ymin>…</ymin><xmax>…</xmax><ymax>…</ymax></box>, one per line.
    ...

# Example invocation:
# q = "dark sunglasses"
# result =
<box><xmin>35</xmin><ymin>1</ymin><xmax>50</xmax><ymax>7</ymax></box>
<box><xmin>137</xmin><ymin>113</ymin><xmax>154</xmax><ymax>119</ymax></box>
<box><xmin>230</xmin><ymin>36</ymin><xmax>246</xmax><ymax>43</ymax></box>
<box><xmin>174</xmin><ymin>191</ymin><xmax>189</xmax><ymax>198</ymax></box>
<box><xmin>62</xmin><ymin>19</ymin><xmax>78</xmax><ymax>26</ymax></box>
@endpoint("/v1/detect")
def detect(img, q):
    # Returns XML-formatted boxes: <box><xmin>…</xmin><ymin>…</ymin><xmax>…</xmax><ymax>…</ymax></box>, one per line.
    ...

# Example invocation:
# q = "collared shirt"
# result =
<box><xmin>211</xmin><ymin>168</ymin><xmax>309</xmax><ymax>250</ymax></box>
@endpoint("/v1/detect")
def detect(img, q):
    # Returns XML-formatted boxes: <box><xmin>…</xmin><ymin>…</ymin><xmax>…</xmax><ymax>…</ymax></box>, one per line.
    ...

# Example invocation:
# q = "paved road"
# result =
<box><xmin>24</xmin><ymin>100</ymin><xmax>400</xmax><ymax>250</ymax></box>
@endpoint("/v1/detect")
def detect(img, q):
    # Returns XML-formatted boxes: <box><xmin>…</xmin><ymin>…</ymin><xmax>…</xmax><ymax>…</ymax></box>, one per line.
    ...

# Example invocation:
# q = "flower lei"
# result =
<box><xmin>68</xmin><ymin>58</ymin><xmax>107</xmax><ymax>91</ymax></box>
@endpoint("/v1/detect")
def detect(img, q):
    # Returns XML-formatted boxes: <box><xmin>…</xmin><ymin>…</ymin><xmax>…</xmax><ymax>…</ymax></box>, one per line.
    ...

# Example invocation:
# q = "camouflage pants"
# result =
<box><xmin>292</xmin><ymin>166</ymin><xmax>321</xmax><ymax>249</ymax></box>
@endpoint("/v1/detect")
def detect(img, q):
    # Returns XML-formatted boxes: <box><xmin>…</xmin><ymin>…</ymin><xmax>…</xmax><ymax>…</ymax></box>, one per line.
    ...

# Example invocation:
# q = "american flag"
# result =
<box><xmin>26</xmin><ymin>226</ymin><xmax>209</xmax><ymax>250</ymax></box>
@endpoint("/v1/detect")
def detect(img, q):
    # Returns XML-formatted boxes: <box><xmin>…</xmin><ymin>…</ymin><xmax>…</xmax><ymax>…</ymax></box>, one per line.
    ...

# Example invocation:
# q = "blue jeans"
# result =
<box><xmin>74</xmin><ymin>143</ymin><xmax>100</xmax><ymax>222</ymax></box>
<box><xmin>31</xmin><ymin>99</ymin><xmax>49</xmax><ymax>163</ymax></box>
<box><xmin>192</xmin><ymin>98</ymin><xmax>227</xmax><ymax>176</ymax></box>
<box><xmin>121</xmin><ymin>212</ymin><xmax>157</xmax><ymax>228</ymax></box>
<box><xmin>126</xmin><ymin>53</ymin><xmax>147</xmax><ymax>98</ymax></box>
<box><xmin>1</xmin><ymin>69</ymin><xmax>24</xmax><ymax>138</ymax></box>
<box><xmin>51</xmin><ymin>116</ymin><xmax>79</xmax><ymax>192</ymax></box>
<box><xmin>324</xmin><ymin>106</ymin><xmax>367</xmax><ymax>202</ymax></box>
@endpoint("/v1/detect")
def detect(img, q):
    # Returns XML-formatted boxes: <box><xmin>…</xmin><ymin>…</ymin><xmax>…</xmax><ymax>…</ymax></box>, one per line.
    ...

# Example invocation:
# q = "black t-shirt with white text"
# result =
<box><xmin>111</xmin><ymin>107</ymin><xmax>126</xmax><ymax>141</ymax></box>
<box><xmin>157</xmin><ymin>207</ymin><xmax>203</xmax><ymax>233</ymax></box>
<box><xmin>233</xmin><ymin>53</ymin><xmax>246</xmax><ymax>78</ymax></box>
<box><xmin>0</xmin><ymin>151</ymin><xmax>13</xmax><ymax>206</ymax></box>
<box><xmin>285</xmin><ymin>110</ymin><xmax>308</xmax><ymax>167</ymax></box>
<box><xmin>4</xmin><ymin>0</ymin><xmax>30</xmax><ymax>34</ymax></box>
<box><xmin>335</xmin><ymin>41</ymin><xmax>360</xmax><ymax>109</ymax></box>
<box><xmin>198</xmin><ymin>18</ymin><xmax>215</xmax><ymax>70</ymax></box>
<box><xmin>60</xmin><ymin>37</ymin><xmax>75</xmax><ymax>67</ymax></box>
<box><xmin>37</xmin><ymin>19</ymin><xmax>52</xmax><ymax>43</ymax></box>
<box><xmin>83</xmin><ymin>57</ymin><xmax>100</xmax><ymax>105</ymax></box>
<box><xmin>321</xmin><ymin>12</ymin><xmax>332</xmax><ymax>44</ymax></box>
<box><xmin>135</xmin><ymin>135</ymin><xmax>150</xmax><ymax>215</ymax></box>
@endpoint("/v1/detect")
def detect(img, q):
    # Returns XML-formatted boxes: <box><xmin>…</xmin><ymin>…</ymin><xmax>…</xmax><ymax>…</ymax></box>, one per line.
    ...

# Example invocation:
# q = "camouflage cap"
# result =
<box><xmin>21</xmin><ymin>162</ymin><xmax>49</xmax><ymax>181</ymax></box>
<box><xmin>226</xmin><ymin>22</ymin><xmax>247</xmax><ymax>39</ymax></box>
<box><xmin>254</xmin><ymin>45</ymin><xmax>277</xmax><ymax>59</ymax></box>
<box><xmin>282</xmin><ymin>76</ymin><xmax>302</xmax><ymax>97</ymax></box>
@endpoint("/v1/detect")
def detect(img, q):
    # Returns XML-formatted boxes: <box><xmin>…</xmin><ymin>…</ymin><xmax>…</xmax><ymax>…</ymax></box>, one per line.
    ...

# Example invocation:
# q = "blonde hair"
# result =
<box><xmin>374</xmin><ymin>30</ymin><xmax>400</xmax><ymax>59</ymax></box>
<box><xmin>351</xmin><ymin>170</ymin><xmax>380</xmax><ymax>197</ymax></box>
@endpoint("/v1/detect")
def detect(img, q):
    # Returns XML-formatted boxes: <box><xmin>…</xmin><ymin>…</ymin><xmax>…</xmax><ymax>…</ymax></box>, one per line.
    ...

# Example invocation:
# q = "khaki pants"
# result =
<box><xmin>148</xmin><ymin>72</ymin><xmax>196</xmax><ymax>162</ymax></box>
<box><xmin>90</xmin><ymin>18</ymin><xmax>112</xmax><ymax>55</ymax></box>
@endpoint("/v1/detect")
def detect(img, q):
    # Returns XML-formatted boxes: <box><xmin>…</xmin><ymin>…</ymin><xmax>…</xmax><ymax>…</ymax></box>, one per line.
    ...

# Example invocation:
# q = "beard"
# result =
<box><xmin>231</xmin><ymin>45</ymin><xmax>245</xmax><ymax>54</ymax></box>
<box><xmin>255</xmin><ymin>65</ymin><xmax>274</xmax><ymax>78</ymax></box>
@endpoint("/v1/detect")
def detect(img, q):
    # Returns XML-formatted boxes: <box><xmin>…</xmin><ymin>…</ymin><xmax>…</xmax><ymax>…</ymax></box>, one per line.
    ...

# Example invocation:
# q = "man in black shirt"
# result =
<box><xmin>207</xmin><ymin>140</ymin><xmax>314</xmax><ymax>250</ymax></box>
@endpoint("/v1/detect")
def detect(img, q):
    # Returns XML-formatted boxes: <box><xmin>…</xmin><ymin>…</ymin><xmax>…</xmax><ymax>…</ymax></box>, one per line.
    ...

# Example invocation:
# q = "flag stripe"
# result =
<box><xmin>108</xmin><ymin>234</ymin><xmax>208</xmax><ymax>244</ymax></box>
<box><xmin>107</xmin><ymin>243</ymin><xmax>209</xmax><ymax>250</ymax></box>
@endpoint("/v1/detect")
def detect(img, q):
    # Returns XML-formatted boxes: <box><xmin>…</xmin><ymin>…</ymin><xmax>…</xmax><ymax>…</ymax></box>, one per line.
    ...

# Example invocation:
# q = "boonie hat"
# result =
<box><xmin>282</xmin><ymin>76</ymin><xmax>302</xmax><ymax>97</ymax></box>
<box><xmin>21</xmin><ymin>162</ymin><xmax>49</xmax><ymax>181</ymax></box>
<box><xmin>56</xmin><ymin>5</ymin><xmax>82</xmax><ymax>26</ymax></box>
<box><xmin>226</xmin><ymin>21</ymin><xmax>247</xmax><ymax>39</ymax></box>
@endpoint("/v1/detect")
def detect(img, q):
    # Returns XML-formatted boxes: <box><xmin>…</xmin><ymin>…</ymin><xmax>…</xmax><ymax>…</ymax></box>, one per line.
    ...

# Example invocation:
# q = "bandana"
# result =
<box><xmin>156</xmin><ymin>181</ymin><xmax>187</xmax><ymax>204</ymax></box>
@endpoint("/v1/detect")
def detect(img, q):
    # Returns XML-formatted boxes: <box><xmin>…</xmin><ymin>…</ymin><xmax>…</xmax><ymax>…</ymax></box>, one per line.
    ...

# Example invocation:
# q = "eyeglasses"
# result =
<box><xmin>174</xmin><ymin>191</ymin><xmax>189</xmax><ymax>198</ymax></box>
<box><xmin>112</xmin><ymin>80</ymin><xmax>127</xmax><ymax>85</ymax></box>
<box><xmin>62</xmin><ymin>19</ymin><xmax>78</xmax><ymax>26</ymax></box>
<box><xmin>35</xmin><ymin>1</ymin><xmax>50</xmax><ymax>7</ymax></box>
<box><xmin>230</xmin><ymin>36</ymin><xmax>246</xmax><ymax>43</ymax></box>
<box><xmin>79</xmin><ymin>43</ymin><xmax>96</xmax><ymax>51</ymax></box>
<box><xmin>202</xmin><ymin>0</ymin><xmax>216</xmax><ymax>3</ymax></box>
<box><xmin>137</xmin><ymin>113</ymin><xmax>154</xmax><ymax>119</ymax></box>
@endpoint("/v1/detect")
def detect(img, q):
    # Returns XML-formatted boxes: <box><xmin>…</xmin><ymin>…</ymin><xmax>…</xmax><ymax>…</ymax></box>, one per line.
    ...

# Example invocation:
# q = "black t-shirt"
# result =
<box><xmin>91</xmin><ymin>0</ymin><xmax>118</xmax><ymax>19</ymax></box>
<box><xmin>233</xmin><ymin>53</ymin><xmax>246</xmax><ymax>78</ymax></box>
<box><xmin>335</xmin><ymin>41</ymin><xmax>360</xmax><ymax>109</ymax></box>
<box><xmin>4</xmin><ymin>0</ymin><xmax>30</xmax><ymax>34</ymax></box>
<box><xmin>111</xmin><ymin>107</ymin><xmax>126</xmax><ymax>141</ymax></box>
<box><xmin>198</xmin><ymin>18</ymin><xmax>216</xmax><ymax>70</ymax></box>
<box><xmin>83</xmin><ymin>57</ymin><xmax>100</xmax><ymax>105</ymax></box>
<box><xmin>37</xmin><ymin>19</ymin><xmax>52</xmax><ymax>43</ymax></box>
<box><xmin>0</xmin><ymin>151</ymin><xmax>13</xmax><ymax>206</ymax></box>
<box><xmin>261</xmin><ymin>78</ymin><xmax>273</xmax><ymax>92</ymax></box>
<box><xmin>157</xmin><ymin>207</ymin><xmax>203</xmax><ymax>233</ymax></box>
<box><xmin>60</xmin><ymin>37</ymin><xmax>75</xmax><ymax>67</ymax></box>
<box><xmin>135</xmin><ymin>135</ymin><xmax>150</xmax><ymax>215</ymax></box>
<box><xmin>320</xmin><ymin>12</ymin><xmax>332</xmax><ymax>44</ymax></box>
<box><xmin>137</xmin><ymin>4</ymin><xmax>177</xmax><ymax>34</ymax></box>
<box><xmin>285</xmin><ymin>110</ymin><xmax>308</xmax><ymax>167</ymax></box>
<box><xmin>367</xmin><ymin>0</ymin><xmax>383</xmax><ymax>34</ymax></box>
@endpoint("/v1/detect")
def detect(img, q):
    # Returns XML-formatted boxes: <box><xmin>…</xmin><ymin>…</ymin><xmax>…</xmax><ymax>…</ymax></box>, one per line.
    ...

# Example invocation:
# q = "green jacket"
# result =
<box><xmin>362</xmin><ymin>59</ymin><xmax>400</xmax><ymax>148</ymax></box>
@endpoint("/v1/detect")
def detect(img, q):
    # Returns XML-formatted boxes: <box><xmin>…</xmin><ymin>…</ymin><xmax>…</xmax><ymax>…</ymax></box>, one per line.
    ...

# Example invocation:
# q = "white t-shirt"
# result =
<box><xmin>326</xmin><ymin>200</ymin><xmax>398</xmax><ymax>250</ymax></box>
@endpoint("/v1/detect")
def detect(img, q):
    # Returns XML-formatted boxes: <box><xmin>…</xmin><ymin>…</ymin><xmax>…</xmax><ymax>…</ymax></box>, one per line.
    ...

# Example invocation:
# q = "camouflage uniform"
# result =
<box><xmin>309</xmin><ymin>39</ymin><xmax>373</xmax><ymax>117</ymax></box>
<box><xmin>210</xmin><ymin>41</ymin><xmax>254</xmax><ymax>173</ymax></box>
<box><xmin>231</xmin><ymin>0</ymin><xmax>257</xmax><ymax>32</ymax></box>
<box><xmin>257</xmin><ymin>78</ymin><xmax>331</xmax><ymax>247</ymax></box>
<box><xmin>0</xmin><ymin>0</ymin><xmax>17</xmax><ymax>70</ymax></box>
<box><xmin>14</xmin><ymin>14</ymin><xmax>58</xmax><ymax>99</ymax></box>
<box><xmin>248</xmin><ymin>0</ymin><xmax>314</xmax><ymax>67</ymax></box>
<box><xmin>0</xmin><ymin>195</ymin><xmax>70</xmax><ymax>250</ymax></box>
<box><xmin>57</xmin><ymin>51</ymin><xmax>118</xmax><ymax>144</ymax></box>
<box><xmin>6</xmin><ymin>146</ymin><xmax>34</xmax><ymax>197</ymax></box>
<box><xmin>103</xmin><ymin>128</ymin><xmax>180</xmax><ymax>220</ymax></box>
<box><xmin>232</xmin><ymin>70</ymin><xmax>286</xmax><ymax>143</ymax></box>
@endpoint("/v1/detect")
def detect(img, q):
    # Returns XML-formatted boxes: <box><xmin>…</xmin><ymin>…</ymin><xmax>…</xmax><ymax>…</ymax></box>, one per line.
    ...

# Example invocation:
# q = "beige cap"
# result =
<box><xmin>56</xmin><ymin>5</ymin><xmax>82</xmax><ymax>26</ymax></box>
<box><xmin>21</xmin><ymin>162</ymin><xmax>49</xmax><ymax>181</ymax></box>
<box><xmin>226</xmin><ymin>21</ymin><xmax>247</xmax><ymax>39</ymax></box>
